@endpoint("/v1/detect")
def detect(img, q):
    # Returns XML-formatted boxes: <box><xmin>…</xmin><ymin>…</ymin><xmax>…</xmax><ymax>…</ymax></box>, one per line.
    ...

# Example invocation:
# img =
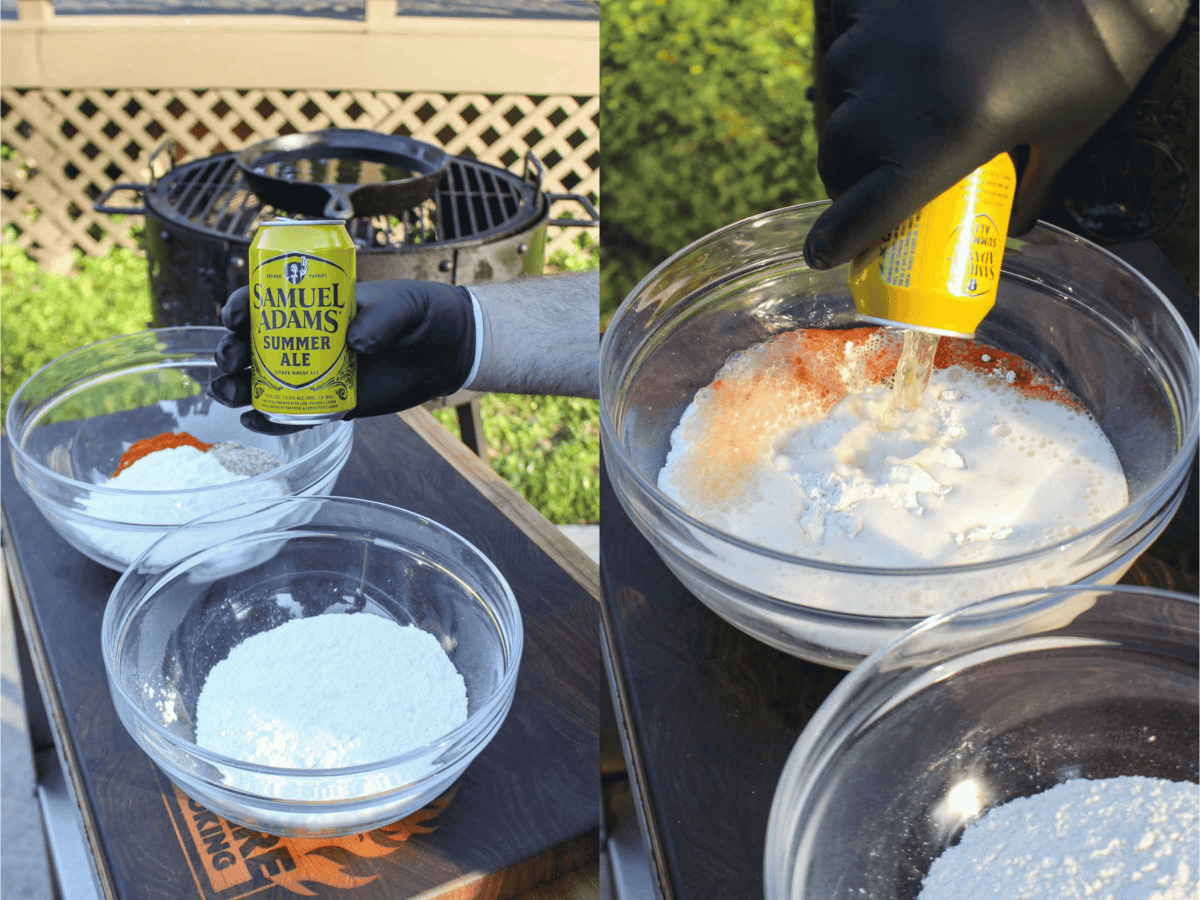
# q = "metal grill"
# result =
<box><xmin>92</xmin><ymin>137</ymin><xmax>596</xmax><ymax>327</ymax></box>
<box><xmin>146</xmin><ymin>150</ymin><xmax>544</xmax><ymax>250</ymax></box>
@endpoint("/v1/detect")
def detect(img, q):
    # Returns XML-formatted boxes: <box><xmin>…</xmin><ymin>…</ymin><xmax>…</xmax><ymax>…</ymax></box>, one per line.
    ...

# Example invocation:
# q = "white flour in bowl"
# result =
<box><xmin>76</xmin><ymin>444</ymin><xmax>286</xmax><ymax>566</ymax></box>
<box><xmin>918</xmin><ymin>776</ymin><xmax>1199</xmax><ymax>899</ymax></box>
<box><xmin>195</xmin><ymin>613</ymin><xmax>468</xmax><ymax>769</ymax></box>
<box><xmin>83</xmin><ymin>444</ymin><xmax>286</xmax><ymax>524</ymax></box>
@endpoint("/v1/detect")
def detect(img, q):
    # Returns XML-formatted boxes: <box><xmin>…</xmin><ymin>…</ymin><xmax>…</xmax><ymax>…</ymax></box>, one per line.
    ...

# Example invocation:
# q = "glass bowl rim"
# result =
<box><xmin>797</xmin><ymin>583</ymin><xmax>1198</xmax><ymax>714</ymax></box>
<box><xmin>599</xmin><ymin>202</ymin><xmax>1200</xmax><ymax>578</ymax></box>
<box><xmin>5</xmin><ymin>326</ymin><xmax>353</xmax><ymax>498</ymax></box>
<box><xmin>763</xmin><ymin>584</ymin><xmax>1199</xmax><ymax>893</ymax></box>
<box><xmin>101</xmin><ymin>494</ymin><xmax>524</xmax><ymax>779</ymax></box>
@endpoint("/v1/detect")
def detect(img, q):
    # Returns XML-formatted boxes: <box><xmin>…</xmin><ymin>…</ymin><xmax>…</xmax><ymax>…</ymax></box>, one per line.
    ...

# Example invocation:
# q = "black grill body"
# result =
<box><xmin>100</xmin><ymin>146</ymin><xmax>559</xmax><ymax>326</ymax></box>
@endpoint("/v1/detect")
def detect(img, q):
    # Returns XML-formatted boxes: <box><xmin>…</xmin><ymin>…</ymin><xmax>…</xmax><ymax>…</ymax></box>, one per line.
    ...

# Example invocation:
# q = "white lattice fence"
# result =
<box><xmin>1</xmin><ymin>87</ymin><xmax>599</xmax><ymax>270</ymax></box>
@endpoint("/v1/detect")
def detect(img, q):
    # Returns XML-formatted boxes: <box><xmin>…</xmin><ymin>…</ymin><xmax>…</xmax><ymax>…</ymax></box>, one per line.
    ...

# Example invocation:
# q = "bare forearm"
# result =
<box><xmin>465</xmin><ymin>272</ymin><xmax>600</xmax><ymax>399</ymax></box>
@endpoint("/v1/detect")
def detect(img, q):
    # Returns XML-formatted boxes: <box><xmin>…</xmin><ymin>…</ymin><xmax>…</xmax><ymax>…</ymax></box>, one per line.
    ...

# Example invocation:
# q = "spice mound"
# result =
<box><xmin>918</xmin><ymin>777</ymin><xmax>1199</xmax><ymax>900</ymax></box>
<box><xmin>70</xmin><ymin>430</ymin><xmax>292</xmax><ymax>569</ymax></box>
<box><xmin>113</xmin><ymin>431</ymin><xmax>212</xmax><ymax>476</ymax></box>
<box><xmin>82</xmin><ymin>431</ymin><xmax>286</xmax><ymax>530</ymax></box>
<box><xmin>195</xmin><ymin>613</ymin><xmax>468</xmax><ymax>769</ymax></box>
<box><xmin>110</xmin><ymin>431</ymin><xmax>284</xmax><ymax>482</ymax></box>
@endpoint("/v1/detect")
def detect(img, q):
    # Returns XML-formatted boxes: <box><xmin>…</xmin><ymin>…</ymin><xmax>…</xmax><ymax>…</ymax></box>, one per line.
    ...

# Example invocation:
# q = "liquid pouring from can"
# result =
<box><xmin>847</xmin><ymin>153</ymin><xmax>1017</xmax><ymax>413</ymax></box>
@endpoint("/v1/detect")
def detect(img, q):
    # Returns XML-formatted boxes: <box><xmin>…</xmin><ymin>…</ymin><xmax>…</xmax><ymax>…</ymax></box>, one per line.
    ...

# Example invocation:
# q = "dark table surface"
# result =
<box><xmin>2</xmin><ymin>408</ymin><xmax>599</xmax><ymax>900</ymax></box>
<box><xmin>599</xmin><ymin>458</ymin><xmax>843</xmax><ymax>900</ymax></box>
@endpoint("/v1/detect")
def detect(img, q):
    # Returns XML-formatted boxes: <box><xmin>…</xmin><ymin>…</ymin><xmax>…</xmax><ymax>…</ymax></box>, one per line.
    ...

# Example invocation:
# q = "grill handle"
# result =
<box><xmin>522</xmin><ymin>151</ymin><xmax>598</xmax><ymax>227</ymax></box>
<box><xmin>92</xmin><ymin>182</ymin><xmax>146</xmax><ymax>215</ymax></box>
<box><xmin>146</xmin><ymin>137</ymin><xmax>177</xmax><ymax>177</ymax></box>
<box><xmin>522</xmin><ymin>150</ymin><xmax>547</xmax><ymax>189</ymax></box>
<box><xmin>93</xmin><ymin>139</ymin><xmax>176</xmax><ymax>215</ymax></box>
<box><xmin>545</xmin><ymin>192</ymin><xmax>600</xmax><ymax>228</ymax></box>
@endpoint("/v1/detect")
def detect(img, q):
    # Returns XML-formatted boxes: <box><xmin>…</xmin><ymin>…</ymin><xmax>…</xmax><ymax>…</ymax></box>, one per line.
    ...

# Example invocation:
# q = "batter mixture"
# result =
<box><xmin>659</xmin><ymin>328</ymin><xmax>1128</xmax><ymax>567</ymax></box>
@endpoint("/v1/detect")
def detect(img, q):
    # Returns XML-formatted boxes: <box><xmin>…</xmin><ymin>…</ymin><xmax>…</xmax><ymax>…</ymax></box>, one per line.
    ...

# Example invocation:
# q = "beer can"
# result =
<box><xmin>248</xmin><ymin>218</ymin><xmax>356</xmax><ymax>425</ymax></box>
<box><xmin>848</xmin><ymin>152</ymin><xmax>1016</xmax><ymax>337</ymax></box>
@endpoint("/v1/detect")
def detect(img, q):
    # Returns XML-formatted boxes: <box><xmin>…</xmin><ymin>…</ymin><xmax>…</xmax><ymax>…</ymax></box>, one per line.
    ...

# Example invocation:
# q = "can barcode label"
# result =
<box><xmin>879</xmin><ymin>212</ymin><xmax>921</xmax><ymax>288</ymax></box>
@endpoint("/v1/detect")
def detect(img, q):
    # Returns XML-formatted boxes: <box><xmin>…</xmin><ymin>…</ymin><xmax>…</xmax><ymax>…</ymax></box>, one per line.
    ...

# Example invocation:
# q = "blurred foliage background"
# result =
<box><xmin>600</xmin><ymin>0</ymin><xmax>825</xmax><ymax>327</ymax></box>
<box><xmin>1</xmin><ymin>234</ymin><xmax>150</xmax><ymax>419</ymax></box>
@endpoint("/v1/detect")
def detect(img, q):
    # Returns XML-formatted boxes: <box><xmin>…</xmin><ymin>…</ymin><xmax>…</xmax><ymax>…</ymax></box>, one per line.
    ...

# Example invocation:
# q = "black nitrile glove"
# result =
<box><xmin>209</xmin><ymin>279</ymin><xmax>476</xmax><ymax>434</ymax></box>
<box><xmin>804</xmin><ymin>0</ymin><xmax>1189</xmax><ymax>271</ymax></box>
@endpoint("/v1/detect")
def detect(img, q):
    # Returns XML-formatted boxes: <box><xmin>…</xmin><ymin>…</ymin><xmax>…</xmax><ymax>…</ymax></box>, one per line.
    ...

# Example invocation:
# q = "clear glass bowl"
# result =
<box><xmin>6</xmin><ymin>327</ymin><xmax>353</xmax><ymax>571</ymax></box>
<box><xmin>102</xmin><ymin>496</ymin><xmax>522</xmax><ymax>837</ymax></box>
<box><xmin>763</xmin><ymin>585</ymin><xmax>1199</xmax><ymax>900</ymax></box>
<box><xmin>600</xmin><ymin>202</ymin><xmax>1199</xmax><ymax>668</ymax></box>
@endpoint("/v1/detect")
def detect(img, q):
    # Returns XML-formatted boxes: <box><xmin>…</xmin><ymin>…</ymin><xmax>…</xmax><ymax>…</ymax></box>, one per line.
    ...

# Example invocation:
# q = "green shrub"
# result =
<box><xmin>600</xmin><ymin>0</ymin><xmax>824</xmax><ymax>325</ymax></box>
<box><xmin>434</xmin><ymin>395</ymin><xmax>600</xmax><ymax>525</ymax></box>
<box><xmin>1</xmin><ymin>232</ymin><xmax>152</xmax><ymax>418</ymax></box>
<box><xmin>547</xmin><ymin>229</ymin><xmax>600</xmax><ymax>274</ymax></box>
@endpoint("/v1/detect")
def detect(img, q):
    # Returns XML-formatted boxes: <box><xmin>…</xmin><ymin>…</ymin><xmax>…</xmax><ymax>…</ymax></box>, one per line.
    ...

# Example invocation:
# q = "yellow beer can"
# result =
<box><xmin>848</xmin><ymin>152</ymin><xmax>1017</xmax><ymax>337</ymax></box>
<box><xmin>249</xmin><ymin>218</ymin><xmax>356</xmax><ymax>424</ymax></box>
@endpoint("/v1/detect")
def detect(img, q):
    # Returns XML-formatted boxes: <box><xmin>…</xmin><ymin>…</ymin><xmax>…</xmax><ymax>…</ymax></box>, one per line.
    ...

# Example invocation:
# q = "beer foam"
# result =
<box><xmin>659</xmin><ymin>328</ymin><xmax>1128</xmax><ymax>568</ymax></box>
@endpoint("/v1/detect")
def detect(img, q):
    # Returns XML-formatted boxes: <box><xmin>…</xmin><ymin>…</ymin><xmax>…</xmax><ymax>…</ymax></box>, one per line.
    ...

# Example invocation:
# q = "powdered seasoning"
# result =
<box><xmin>83</xmin><ymin>444</ymin><xmax>285</xmax><ymax>524</ymax></box>
<box><xmin>112</xmin><ymin>430</ymin><xmax>212</xmax><ymax>476</ymax></box>
<box><xmin>78</xmin><ymin>442</ymin><xmax>287</xmax><ymax>567</ymax></box>
<box><xmin>207</xmin><ymin>442</ymin><xmax>286</xmax><ymax>477</ymax></box>
<box><xmin>195</xmin><ymin>614</ymin><xmax>468</xmax><ymax>769</ymax></box>
<box><xmin>918</xmin><ymin>776</ymin><xmax>1199</xmax><ymax>899</ymax></box>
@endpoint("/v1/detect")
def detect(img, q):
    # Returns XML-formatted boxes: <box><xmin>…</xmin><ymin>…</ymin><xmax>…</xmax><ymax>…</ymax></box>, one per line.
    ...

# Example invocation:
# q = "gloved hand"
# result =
<box><xmin>209</xmin><ymin>279</ymin><xmax>476</xmax><ymax>434</ymax></box>
<box><xmin>804</xmin><ymin>0</ymin><xmax>1188</xmax><ymax>271</ymax></box>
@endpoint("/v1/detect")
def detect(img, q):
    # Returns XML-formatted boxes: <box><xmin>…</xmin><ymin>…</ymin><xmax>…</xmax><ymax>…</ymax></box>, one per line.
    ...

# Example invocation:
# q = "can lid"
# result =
<box><xmin>257</xmin><ymin>218</ymin><xmax>348</xmax><ymax>227</ymax></box>
<box><xmin>855</xmin><ymin>314</ymin><xmax>974</xmax><ymax>340</ymax></box>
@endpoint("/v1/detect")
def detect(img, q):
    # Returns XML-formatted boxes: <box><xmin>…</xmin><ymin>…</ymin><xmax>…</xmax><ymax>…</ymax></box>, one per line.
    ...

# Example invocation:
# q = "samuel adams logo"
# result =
<box><xmin>251</xmin><ymin>253</ymin><xmax>350</xmax><ymax>391</ymax></box>
<box><xmin>284</xmin><ymin>255</ymin><xmax>308</xmax><ymax>285</ymax></box>
<box><xmin>949</xmin><ymin>213</ymin><xmax>1000</xmax><ymax>296</ymax></box>
<box><xmin>160</xmin><ymin>781</ymin><xmax>455</xmax><ymax>897</ymax></box>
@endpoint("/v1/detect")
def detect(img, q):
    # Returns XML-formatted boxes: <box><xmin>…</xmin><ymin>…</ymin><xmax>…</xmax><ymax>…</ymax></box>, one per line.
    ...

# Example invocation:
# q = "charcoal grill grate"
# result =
<box><xmin>147</xmin><ymin>152</ymin><xmax>543</xmax><ymax>249</ymax></box>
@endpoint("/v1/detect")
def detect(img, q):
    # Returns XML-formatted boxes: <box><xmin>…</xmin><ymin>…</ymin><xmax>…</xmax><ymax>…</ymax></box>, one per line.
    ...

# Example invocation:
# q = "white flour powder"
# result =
<box><xmin>78</xmin><ymin>444</ymin><xmax>285</xmax><ymax>566</ymax></box>
<box><xmin>84</xmin><ymin>445</ymin><xmax>286</xmax><ymax>524</ymax></box>
<box><xmin>195</xmin><ymin>613</ymin><xmax>468</xmax><ymax>769</ymax></box>
<box><xmin>99</xmin><ymin>445</ymin><xmax>245</xmax><ymax>497</ymax></box>
<box><xmin>918</xmin><ymin>777</ymin><xmax>1199</xmax><ymax>899</ymax></box>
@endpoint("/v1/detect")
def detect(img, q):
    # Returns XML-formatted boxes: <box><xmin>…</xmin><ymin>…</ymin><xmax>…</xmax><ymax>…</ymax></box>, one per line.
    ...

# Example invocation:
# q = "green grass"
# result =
<box><xmin>2</xmin><ymin>234</ymin><xmax>599</xmax><ymax>526</ymax></box>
